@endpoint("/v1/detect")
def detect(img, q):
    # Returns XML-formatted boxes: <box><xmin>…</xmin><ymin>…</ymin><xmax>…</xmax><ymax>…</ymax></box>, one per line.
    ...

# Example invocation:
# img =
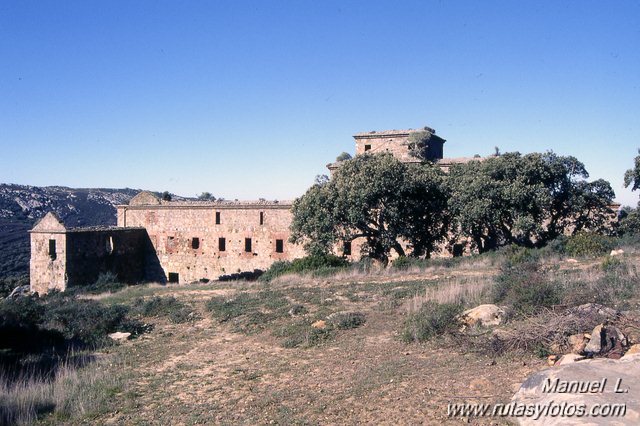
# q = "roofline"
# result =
<box><xmin>29</xmin><ymin>226</ymin><xmax>147</xmax><ymax>234</ymax></box>
<box><xmin>117</xmin><ymin>202</ymin><xmax>293</xmax><ymax>210</ymax></box>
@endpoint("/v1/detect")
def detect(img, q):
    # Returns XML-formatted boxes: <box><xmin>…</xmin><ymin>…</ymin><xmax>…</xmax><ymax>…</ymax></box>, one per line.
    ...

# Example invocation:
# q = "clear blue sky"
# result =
<box><xmin>1</xmin><ymin>1</ymin><xmax>639</xmax><ymax>205</ymax></box>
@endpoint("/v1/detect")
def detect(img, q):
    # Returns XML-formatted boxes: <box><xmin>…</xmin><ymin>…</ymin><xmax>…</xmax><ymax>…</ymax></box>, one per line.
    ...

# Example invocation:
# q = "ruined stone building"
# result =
<box><xmin>28</xmin><ymin>125</ymin><xmax>475</xmax><ymax>293</ymax></box>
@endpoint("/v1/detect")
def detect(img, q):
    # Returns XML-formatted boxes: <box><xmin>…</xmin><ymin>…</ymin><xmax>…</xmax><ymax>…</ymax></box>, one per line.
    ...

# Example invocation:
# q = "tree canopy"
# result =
<box><xmin>624</xmin><ymin>149</ymin><xmax>640</xmax><ymax>193</ymax></box>
<box><xmin>290</xmin><ymin>154</ymin><xmax>450</xmax><ymax>263</ymax></box>
<box><xmin>448</xmin><ymin>152</ymin><xmax>615</xmax><ymax>252</ymax></box>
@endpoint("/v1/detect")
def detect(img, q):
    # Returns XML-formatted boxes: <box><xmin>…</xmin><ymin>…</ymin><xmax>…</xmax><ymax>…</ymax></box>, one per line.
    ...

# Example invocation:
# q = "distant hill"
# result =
<box><xmin>0</xmin><ymin>184</ymin><xmax>142</xmax><ymax>281</ymax></box>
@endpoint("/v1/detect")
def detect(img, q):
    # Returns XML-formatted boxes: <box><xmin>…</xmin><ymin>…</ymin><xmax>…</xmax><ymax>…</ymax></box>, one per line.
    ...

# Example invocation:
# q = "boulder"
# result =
<box><xmin>583</xmin><ymin>324</ymin><xmax>627</xmax><ymax>356</ymax></box>
<box><xmin>566</xmin><ymin>303</ymin><xmax>619</xmax><ymax>320</ymax></box>
<box><xmin>7</xmin><ymin>285</ymin><xmax>30</xmax><ymax>299</ymax></box>
<box><xmin>610</xmin><ymin>249</ymin><xmax>625</xmax><ymax>257</ymax></box>
<box><xmin>512</xmin><ymin>354</ymin><xmax>640</xmax><ymax>425</ymax></box>
<box><xmin>557</xmin><ymin>353</ymin><xmax>586</xmax><ymax>366</ymax></box>
<box><xmin>460</xmin><ymin>304</ymin><xmax>506</xmax><ymax>328</ymax></box>
<box><xmin>622</xmin><ymin>344</ymin><xmax>640</xmax><ymax>359</ymax></box>
<box><xmin>108</xmin><ymin>332</ymin><xmax>131</xmax><ymax>341</ymax></box>
<box><xmin>311</xmin><ymin>320</ymin><xmax>327</xmax><ymax>329</ymax></box>
<box><xmin>567</xmin><ymin>334</ymin><xmax>588</xmax><ymax>354</ymax></box>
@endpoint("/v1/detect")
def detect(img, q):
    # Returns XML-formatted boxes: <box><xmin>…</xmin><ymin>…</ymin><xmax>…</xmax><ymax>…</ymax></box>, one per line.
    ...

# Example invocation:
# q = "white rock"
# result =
<box><xmin>108</xmin><ymin>332</ymin><xmax>131</xmax><ymax>341</ymax></box>
<box><xmin>460</xmin><ymin>304</ymin><xmax>506</xmax><ymax>327</ymax></box>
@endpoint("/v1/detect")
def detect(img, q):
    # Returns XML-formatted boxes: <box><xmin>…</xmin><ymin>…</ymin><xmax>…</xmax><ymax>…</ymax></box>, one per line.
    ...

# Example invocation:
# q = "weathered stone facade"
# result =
<box><xmin>29</xmin><ymin>212</ymin><xmax>150</xmax><ymax>293</ymax></box>
<box><xmin>116</xmin><ymin>197</ymin><xmax>307</xmax><ymax>284</ymax></box>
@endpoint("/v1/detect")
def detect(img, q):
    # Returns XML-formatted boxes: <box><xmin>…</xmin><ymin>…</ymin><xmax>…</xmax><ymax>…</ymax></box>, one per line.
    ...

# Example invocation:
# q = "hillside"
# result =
<box><xmin>0</xmin><ymin>184</ymin><xmax>141</xmax><ymax>280</ymax></box>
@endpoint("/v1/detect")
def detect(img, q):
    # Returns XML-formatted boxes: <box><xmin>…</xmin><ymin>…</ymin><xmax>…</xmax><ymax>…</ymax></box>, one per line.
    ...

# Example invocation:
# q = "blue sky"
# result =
<box><xmin>1</xmin><ymin>1</ymin><xmax>639</xmax><ymax>205</ymax></box>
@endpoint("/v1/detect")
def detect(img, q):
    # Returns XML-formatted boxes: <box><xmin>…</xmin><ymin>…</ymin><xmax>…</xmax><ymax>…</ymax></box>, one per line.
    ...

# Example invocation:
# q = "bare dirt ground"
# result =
<box><xmin>88</xmin><ymin>262</ymin><xmax>550</xmax><ymax>425</ymax></box>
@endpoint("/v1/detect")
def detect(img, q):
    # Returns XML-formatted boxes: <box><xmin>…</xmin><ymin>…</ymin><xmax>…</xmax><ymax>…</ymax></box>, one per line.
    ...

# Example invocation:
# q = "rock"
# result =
<box><xmin>6</xmin><ymin>285</ymin><xmax>30</xmax><ymax>299</ymax></box>
<box><xmin>460</xmin><ymin>304</ymin><xmax>506</xmax><ymax>328</ymax></box>
<box><xmin>311</xmin><ymin>320</ymin><xmax>326</xmax><ymax>329</ymax></box>
<box><xmin>566</xmin><ymin>258</ymin><xmax>578</xmax><ymax>263</ymax></box>
<box><xmin>622</xmin><ymin>344</ymin><xmax>640</xmax><ymax>359</ymax></box>
<box><xmin>108</xmin><ymin>332</ymin><xmax>131</xmax><ymax>341</ymax></box>
<box><xmin>557</xmin><ymin>353</ymin><xmax>586</xmax><ymax>365</ymax></box>
<box><xmin>567</xmin><ymin>303</ymin><xmax>619</xmax><ymax>320</ymax></box>
<box><xmin>583</xmin><ymin>324</ymin><xmax>627</xmax><ymax>356</ymax></box>
<box><xmin>512</xmin><ymin>355</ymin><xmax>640</xmax><ymax>425</ymax></box>
<box><xmin>567</xmin><ymin>333</ymin><xmax>588</xmax><ymax>354</ymax></box>
<box><xmin>610</xmin><ymin>249</ymin><xmax>625</xmax><ymax>256</ymax></box>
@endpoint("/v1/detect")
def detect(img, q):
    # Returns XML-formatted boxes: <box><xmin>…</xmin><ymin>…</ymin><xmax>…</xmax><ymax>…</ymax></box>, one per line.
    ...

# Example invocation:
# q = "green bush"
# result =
<box><xmin>68</xmin><ymin>272</ymin><xmax>126</xmax><ymax>295</ymax></box>
<box><xmin>0</xmin><ymin>293</ymin><xmax>140</xmax><ymax>353</ymax></box>
<box><xmin>492</xmin><ymin>261</ymin><xmax>561</xmax><ymax>315</ymax></box>
<box><xmin>401</xmin><ymin>302</ymin><xmax>463</xmax><ymax>342</ymax></box>
<box><xmin>0</xmin><ymin>275</ymin><xmax>29</xmax><ymax>298</ymax></box>
<box><xmin>131</xmin><ymin>296</ymin><xmax>194</xmax><ymax>324</ymax></box>
<box><xmin>564</xmin><ymin>232</ymin><xmax>615</xmax><ymax>258</ymax></box>
<box><xmin>260</xmin><ymin>254</ymin><xmax>349</xmax><ymax>282</ymax></box>
<box><xmin>327</xmin><ymin>311</ymin><xmax>366</xmax><ymax>329</ymax></box>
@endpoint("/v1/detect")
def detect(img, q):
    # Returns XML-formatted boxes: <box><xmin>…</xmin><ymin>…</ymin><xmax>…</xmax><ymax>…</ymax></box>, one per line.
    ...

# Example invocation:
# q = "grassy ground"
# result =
<box><xmin>23</xmin><ymin>246</ymin><xmax>640</xmax><ymax>425</ymax></box>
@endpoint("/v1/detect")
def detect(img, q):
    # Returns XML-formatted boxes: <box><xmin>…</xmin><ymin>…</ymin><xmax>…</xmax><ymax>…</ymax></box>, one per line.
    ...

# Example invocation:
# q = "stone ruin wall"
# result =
<box><xmin>29</xmin><ymin>212</ymin><xmax>150</xmax><ymax>294</ymax></box>
<box><xmin>117</xmin><ymin>201</ymin><xmax>308</xmax><ymax>284</ymax></box>
<box><xmin>30</xmin><ymin>219</ymin><xmax>67</xmax><ymax>294</ymax></box>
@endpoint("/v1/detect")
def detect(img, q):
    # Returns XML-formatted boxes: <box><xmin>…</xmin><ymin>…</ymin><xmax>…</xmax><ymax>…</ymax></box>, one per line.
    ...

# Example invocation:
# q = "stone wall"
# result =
<box><xmin>30</xmin><ymin>230</ymin><xmax>67</xmax><ymax>294</ymax></box>
<box><xmin>64</xmin><ymin>228</ymin><xmax>149</xmax><ymax>289</ymax></box>
<box><xmin>117</xmin><ymin>197</ymin><xmax>307</xmax><ymax>283</ymax></box>
<box><xmin>353</xmin><ymin>128</ymin><xmax>445</xmax><ymax>162</ymax></box>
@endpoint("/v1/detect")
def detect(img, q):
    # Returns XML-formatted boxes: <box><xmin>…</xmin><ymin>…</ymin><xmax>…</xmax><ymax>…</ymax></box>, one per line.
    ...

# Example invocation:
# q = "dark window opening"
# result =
<box><xmin>244</xmin><ymin>238</ymin><xmax>252</xmax><ymax>253</ymax></box>
<box><xmin>259</xmin><ymin>211</ymin><xmax>264</xmax><ymax>225</ymax></box>
<box><xmin>48</xmin><ymin>239</ymin><xmax>57</xmax><ymax>260</ymax></box>
<box><xmin>452</xmin><ymin>244</ymin><xmax>464</xmax><ymax>257</ymax></box>
<box><xmin>275</xmin><ymin>239</ymin><xmax>284</xmax><ymax>253</ymax></box>
<box><xmin>215</xmin><ymin>211</ymin><xmax>221</xmax><ymax>224</ymax></box>
<box><xmin>168</xmin><ymin>272</ymin><xmax>179</xmax><ymax>283</ymax></box>
<box><xmin>191</xmin><ymin>237</ymin><xmax>200</xmax><ymax>249</ymax></box>
<box><xmin>218</xmin><ymin>237</ymin><xmax>226</xmax><ymax>252</ymax></box>
<box><xmin>364</xmin><ymin>144</ymin><xmax>371</xmax><ymax>151</ymax></box>
<box><xmin>343</xmin><ymin>241</ymin><xmax>352</xmax><ymax>256</ymax></box>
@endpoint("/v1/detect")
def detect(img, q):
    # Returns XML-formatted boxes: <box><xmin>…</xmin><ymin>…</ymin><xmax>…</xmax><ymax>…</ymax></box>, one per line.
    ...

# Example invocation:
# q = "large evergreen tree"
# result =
<box><xmin>290</xmin><ymin>154</ymin><xmax>450</xmax><ymax>263</ymax></box>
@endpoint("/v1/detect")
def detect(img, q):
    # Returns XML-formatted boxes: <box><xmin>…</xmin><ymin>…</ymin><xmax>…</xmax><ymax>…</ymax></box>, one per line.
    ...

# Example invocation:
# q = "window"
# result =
<box><xmin>275</xmin><ymin>239</ymin><xmax>284</xmax><ymax>253</ymax></box>
<box><xmin>244</xmin><ymin>238</ymin><xmax>252</xmax><ymax>253</ymax></box>
<box><xmin>215</xmin><ymin>211</ymin><xmax>221</xmax><ymax>224</ymax></box>
<box><xmin>343</xmin><ymin>241</ymin><xmax>352</xmax><ymax>256</ymax></box>
<box><xmin>259</xmin><ymin>211</ymin><xmax>264</xmax><ymax>225</ymax></box>
<box><xmin>191</xmin><ymin>237</ymin><xmax>200</xmax><ymax>249</ymax></box>
<box><xmin>218</xmin><ymin>237</ymin><xmax>226</xmax><ymax>252</ymax></box>
<box><xmin>168</xmin><ymin>272</ymin><xmax>179</xmax><ymax>283</ymax></box>
<box><xmin>364</xmin><ymin>144</ymin><xmax>371</xmax><ymax>151</ymax></box>
<box><xmin>48</xmin><ymin>239</ymin><xmax>57</xmax><ymax>260</ymax></box>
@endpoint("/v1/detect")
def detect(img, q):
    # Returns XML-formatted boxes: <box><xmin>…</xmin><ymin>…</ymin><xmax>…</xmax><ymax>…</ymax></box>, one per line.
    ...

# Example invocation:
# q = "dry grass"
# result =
<box><xmin>405</xmin><ymin>276</ymin><xmax>493</xmax><ymax>313</ymax></box>
<box><xmin>0</xmin><ymin>354</ymin><xmax>123</xmax><ymax>425</ymax></box>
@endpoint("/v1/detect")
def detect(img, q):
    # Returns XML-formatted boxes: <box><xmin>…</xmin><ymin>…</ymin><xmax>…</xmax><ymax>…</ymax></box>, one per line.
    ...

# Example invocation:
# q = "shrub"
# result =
<box><xmin>564</xmin><ymin>232</ymin><xmax>615</xmax><ymax>258</ymax></box>
<box><xmin>327</xmin><ymin>311</ymin><xmax>366</xmax><ymax>330</ymax></box>
<box><xmin>206</xmin><ymin>290</ymin><xmax>292</xmax><ymax>333</ymax></box>
<box><xmin>131</xmin><ymin>296</ymin><xmax>194</xmax><ymax>324</ymax></box>
<box><xmin>69</xmin><ymin>272</ymin><xmax>126</xmax><ymax>295</ymax></box>
<box><xmin>41</xmin><ymin>296</ymin><xmax>133</xmax><ymax>348</ymax></box>
<box><xmin>273</xmin><ymin>321</ymin><xmax>333</xmax><ymax>348</ymax></box>
<box><xmin>260</xmin><ymin>254</ymin><xmax>349</xmax><ymax>282</ymax></box>
<box><xmin>492</xmin><ymin>261</ymin><xmax>561</xmax><ymax>315</ymax></box>
<box><xmin>0</xmin><ymin>275</ymin><xmax>29</xmax><ymax>299</ymax></box>
<box><xmin>401</xmin><ymin>302</ymin><xmax>463</xmax><ymax>342</ymax></box>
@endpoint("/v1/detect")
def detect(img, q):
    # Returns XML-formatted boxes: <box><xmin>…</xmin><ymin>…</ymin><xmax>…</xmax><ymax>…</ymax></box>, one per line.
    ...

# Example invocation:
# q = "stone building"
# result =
<box><xmin>116</xmin><ymin>195</ymin><xmax>307</xmax><ymax>284</ymax></box>
<box><xmin>28</xmin><ymin>124</ymin><xmax>497</xmax><ymax>293</ymax></box>
<box><xmin>29</xmin><ymin>212</ymin><xmax>151</xmax><ymax>294</ymax></box>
